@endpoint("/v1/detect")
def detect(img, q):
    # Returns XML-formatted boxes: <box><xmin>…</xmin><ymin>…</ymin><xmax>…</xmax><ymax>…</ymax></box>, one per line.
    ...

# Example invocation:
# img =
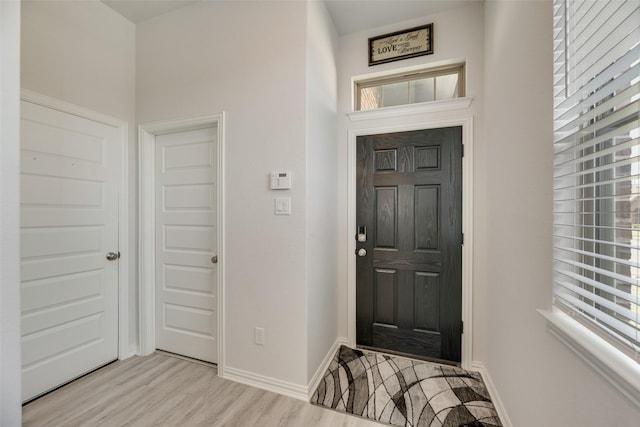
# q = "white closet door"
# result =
<box><xmin>155</xmin><ymin>127</ymin><xmax>218</xmax><ymax>363</ymax></box>
<box><xmin>20</xmin><ymin>101</ymin><xmax>120</xmax><ymax>402</ymax></box>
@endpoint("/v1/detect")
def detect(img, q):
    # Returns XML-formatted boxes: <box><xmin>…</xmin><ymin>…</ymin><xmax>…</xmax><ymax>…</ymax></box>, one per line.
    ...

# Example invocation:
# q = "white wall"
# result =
<box><xmin>483</xmin><ymin>1</ymin><xmax>639</xmax><ymax>425</ymax></box>
<box><xmin>306</xmin><ymin>0</ymin><xmax>339</xmax><ymax>380</ymax></box>
<box><xmin>20</xmin><ymin>0</ymin><xmax>138</xmax><ymax>350</ymax></box>
<box><xmin>336</xmin><ymin>1</ymin><xmax>485</xmax><ymax>359</ymax></box>
<box><xmin>137</xmin><ymin>0</ymin><xmax>311</xmax><ymax>386</ymax></box>
<box><xmin>0</xmin><ymin>1</ymin><xmax>22</xmax><ymax>424</ymax></box>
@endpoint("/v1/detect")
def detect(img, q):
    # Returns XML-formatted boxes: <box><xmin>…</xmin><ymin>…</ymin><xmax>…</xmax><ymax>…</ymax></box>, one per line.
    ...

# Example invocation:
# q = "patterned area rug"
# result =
<box><xmin>311</xmin><ymin>346</ymin><xmax>501</xmax><ymax>427</ymax></box>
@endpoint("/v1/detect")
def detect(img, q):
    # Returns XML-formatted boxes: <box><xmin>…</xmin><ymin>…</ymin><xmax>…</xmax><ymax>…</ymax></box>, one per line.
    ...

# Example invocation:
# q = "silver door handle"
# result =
<box><xmin>211</xmin><ymin>255</ymin><xmax>218</xmax><ymax>264</ymax></box>
<box><xmin>106</xmin><ymin>252</ymin><xmax>120</xmax><ymax>261</ymax></box>
<box><xmin>355</xmin><ymin>248</ymin><xmax>367</xmax><ymax>257</ymax></box>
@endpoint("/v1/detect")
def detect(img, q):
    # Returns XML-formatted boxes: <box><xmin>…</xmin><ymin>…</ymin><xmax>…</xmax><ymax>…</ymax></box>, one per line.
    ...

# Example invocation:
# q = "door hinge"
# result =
<box><xmin>461</xmin><ymin>233</ymin><xmax>464</xmax><ymax>245</ymax></box>
<box><xmin>461</xmin><ymin>144</ymin><xmax>464</xmax><ymax>157</ymax></box>
<box><xmin>461</xmin><ymin>320</ymin><xmax>464</xmax><ymax>334</ymax></box>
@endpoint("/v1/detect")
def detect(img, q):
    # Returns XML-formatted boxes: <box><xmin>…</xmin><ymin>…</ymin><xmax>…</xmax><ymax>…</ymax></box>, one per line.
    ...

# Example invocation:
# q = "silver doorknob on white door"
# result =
<box><xmin>106</xmin><ymin>252</ymin><xmax>119</xmax><ymax>261</ymax></box>
<box><xmin>356</xmin><ymin>248</ymin><xmax>367</xmax><ymax>257</ymax></box>
<box><xmin>211</xmin><ymin>255</ymin><xmax>218</xmax><ymax>264</ymax></box>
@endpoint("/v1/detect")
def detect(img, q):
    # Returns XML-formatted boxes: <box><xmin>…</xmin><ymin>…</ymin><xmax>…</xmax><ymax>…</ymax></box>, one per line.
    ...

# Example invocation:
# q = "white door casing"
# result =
<box><xmin>139</xmin><ymin>113</ymin><xmax>225</xmax><ymax>371</ymax></box>
<box><xmin>345</xmin><ymin>98</ymin><xmax>475</xmax><ymax>369</ymax></box>
<box><xmin>20</xmin><ymin>94</ymin><xmax>128</xmax><ymax>402</ymax></box>
<box><xmin>154</xmin><ymin>127</ymin><xmax>218</xmax><ymax>363</ymax></box>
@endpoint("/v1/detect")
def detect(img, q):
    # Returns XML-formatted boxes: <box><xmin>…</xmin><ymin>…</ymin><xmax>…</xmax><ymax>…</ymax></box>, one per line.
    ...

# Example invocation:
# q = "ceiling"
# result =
<box><xmin>102</xmin><ymin>0</ymin><xmax>479</xmax><ymax>35</ymax></box>
<box><xmin>102</xmin><ymin>0</ymin><xmax>201</xmax><ymax>23</ymax></box>
<box><xmin>325</xmin><ymin>0</ymin><xmax>478</xmax><ymax>35</ymax></box>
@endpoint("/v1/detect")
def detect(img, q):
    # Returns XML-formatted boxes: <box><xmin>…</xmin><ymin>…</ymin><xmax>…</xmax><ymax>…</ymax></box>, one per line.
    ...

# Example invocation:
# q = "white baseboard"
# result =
<box><xmin>223</xmin><ymin>366</ymin><xmax>308</xmax><ymax>402</ymax></box>
<box><xmin>221</xmin><ymin>338</ymin><xmax>348</xmax><ymax>403</ymax></box>
<box><xmin>471</xmin><ymin>361</ymin><xmax>513</xmax><ymax>427</ymax></box>
<box><xmin>127</xmin><ymin>344</ymin><xmax>140</xmax><ymax>359</ymax></box>
<box><xmin>307</xmin><ymin>337</ymin><xmax>348</xmax><ymax>399</ymax></box>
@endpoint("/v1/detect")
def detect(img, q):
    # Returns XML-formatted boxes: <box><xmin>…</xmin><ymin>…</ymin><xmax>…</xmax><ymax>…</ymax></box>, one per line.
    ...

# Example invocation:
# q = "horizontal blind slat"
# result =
<box><xmin>554</xmin><ymin>171</ymin><xmax>640</xmax><ymax>192</ymax></box>
<box><xmin>569</xmin><ymin>0</ymin><xmax>607</xmax><ymax>43</ymax></box>
<box><xmin>553</xmin><ymin>194</ymin><xmax>638</xmax><ymax>204</ymax></box>
<box><xmin>554</xmin><ymin>44</ymin><xmax>640</xmax><ymax>111</ymax></box>
<box><xmin>554</xmin><ymin>223</ymin><xmax>637</xmax><ymax>234</ymax></box>
<box><xmin>554</xmin><ymin>150</ymin><xmax>640</xmax><ymax>182</ymax></box>
<box><xmin>554</xmin><ymin>136</ymin><xmax>639</xmax><ymax>174</ymax></box>
<box><xmin>553</xmin><ymin>117</ymin><xmax>640</xmax><ymax>160</ymax></box>
<box><xmin>553</xmin><ymin>235</ymin><xmax>640</xmax><ymax>251</ymax></box>
<box><xmin>554</xmin><ymin>208</ymin><xmax>640</xmax><ymax>215</ymax></box>
<box><xmin>555</xmin><ymin>257</ymin><xmax>639</xmax><ymax>287</ymax></box>
<box><xmin>555</xmin><ymin>80</ymin><xmax>639</xmax><ymax>132</ymax></box>
<box><xmin>569</xmin><ymin>25</ymin><xmax>639</xmax><ymax>97</ymax></box>
<box><xmin>554</xmin><ymin>268</ymin><xmax>639</xmax><ymax>303</ymax></box>
<box><xmin>555</xmin><ymin>279</ymin><xmax>638</xmax><ymax>320</ymax></box>
<box><xmin>568</xmin><ymin>0</ymin><xmax>634</xmax><ymax>62</ymax></box>
<box><xmin>554</xmin><ymin>246</ymin><xmax>640</xmax><ymax>269</ymax></box>
<box><xmin>568</xmin><ymin>3</ymin><xmax>639</xmax><ymax>83</ymax></box>
<box><xmin>554</xmin><ymin>293</ymin><xmax>639</xmax><ymax>345</ymax></box>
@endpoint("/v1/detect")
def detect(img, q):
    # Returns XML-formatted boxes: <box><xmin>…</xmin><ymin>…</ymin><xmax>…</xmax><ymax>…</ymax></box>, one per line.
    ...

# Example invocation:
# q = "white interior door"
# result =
<box><xmin>155</xmin><ymin>127</ymin><xmax>218</xmax><ymax>363</ymax></box>
<box><xmin>20</xmin><ymin>101</ymin><xmax>120</xmax><ymax>402</ymax></box>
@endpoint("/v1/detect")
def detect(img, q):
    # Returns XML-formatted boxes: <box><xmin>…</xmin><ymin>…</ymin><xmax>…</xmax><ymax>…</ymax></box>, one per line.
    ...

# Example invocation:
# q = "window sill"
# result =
<box><xmin>538</xmin><ymin>308</ymin><xmax>640</xmax><ymax>408</ymax></box>
<box><xmin>347</xmin><ymin>97</ymin><xmax>473</xmax><ymax>122</ymax></box>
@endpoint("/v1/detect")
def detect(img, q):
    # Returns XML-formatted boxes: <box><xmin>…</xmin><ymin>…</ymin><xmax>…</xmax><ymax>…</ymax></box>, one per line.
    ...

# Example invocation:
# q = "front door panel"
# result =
<box><xmin>356</xmin><ymin>127</ymin><xmax>462</xmax><ymax>363</ymax></box>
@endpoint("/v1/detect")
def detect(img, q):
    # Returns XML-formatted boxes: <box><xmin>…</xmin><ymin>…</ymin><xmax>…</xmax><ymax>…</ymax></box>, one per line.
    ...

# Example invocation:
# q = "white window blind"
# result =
<box><xmin>553</xmin><ymin>0</ymin><xmax>640</xmax><ymax>363</ymax></box>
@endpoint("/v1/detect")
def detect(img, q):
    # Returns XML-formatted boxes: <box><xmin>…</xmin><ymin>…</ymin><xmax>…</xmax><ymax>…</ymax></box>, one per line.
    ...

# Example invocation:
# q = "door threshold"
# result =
<box><xmin>22</xmin><ymin>359</ymin><xmax>118</xmax><ymax>406</ymax></box>
<box><xmin>155</xmin><ymin>350</ymin><xmax>217</xmax><ymax>368</ymax></box>
<box><xmin>357</xmin><ymin>345</ymin><xmax>461</xmax><ymax>368</ymax></box>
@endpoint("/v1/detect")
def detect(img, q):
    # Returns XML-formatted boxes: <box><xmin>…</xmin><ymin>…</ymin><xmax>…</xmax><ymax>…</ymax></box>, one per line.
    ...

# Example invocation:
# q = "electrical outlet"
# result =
<box><xmin>254</xmin><ymin>327</ymin><xmax>265</xmax><ymax>346</ymax></box>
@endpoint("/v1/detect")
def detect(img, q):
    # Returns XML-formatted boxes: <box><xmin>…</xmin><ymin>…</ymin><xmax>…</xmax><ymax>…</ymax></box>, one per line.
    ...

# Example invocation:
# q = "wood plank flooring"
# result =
<box><xmin>22</xmin><ymin>352</ymin><xmax>381</xmax><ymax>427</ymax></box>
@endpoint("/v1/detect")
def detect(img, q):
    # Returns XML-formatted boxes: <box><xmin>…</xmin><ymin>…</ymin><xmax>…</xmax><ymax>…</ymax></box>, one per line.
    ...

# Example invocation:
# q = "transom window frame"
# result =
<box><xmin>354</xmin><ymin>63</ymin><xmax>466</xmax><ymax>111</ymax></box>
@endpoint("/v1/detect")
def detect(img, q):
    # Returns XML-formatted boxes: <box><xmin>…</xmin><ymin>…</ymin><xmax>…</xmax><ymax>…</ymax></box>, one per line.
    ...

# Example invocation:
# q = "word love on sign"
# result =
<box><xmin>368</xmin><ymin>24</ymin><xmax>433</xmax><ymax>66</ymax></box>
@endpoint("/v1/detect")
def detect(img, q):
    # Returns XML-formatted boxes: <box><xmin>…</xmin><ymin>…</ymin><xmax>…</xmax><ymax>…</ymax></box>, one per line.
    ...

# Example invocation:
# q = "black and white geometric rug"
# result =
<box><xmin>311</xmin><ymin>346</ymin><xmax>502</xmax><ymax>427</ymax></box>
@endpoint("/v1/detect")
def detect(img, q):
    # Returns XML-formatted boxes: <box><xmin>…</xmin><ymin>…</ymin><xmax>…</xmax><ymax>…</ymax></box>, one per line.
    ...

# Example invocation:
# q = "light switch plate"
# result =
<box><xmin>274</xmin><ymin>197</ymin><xmax>291</xmax><ymax>215</ymax></box>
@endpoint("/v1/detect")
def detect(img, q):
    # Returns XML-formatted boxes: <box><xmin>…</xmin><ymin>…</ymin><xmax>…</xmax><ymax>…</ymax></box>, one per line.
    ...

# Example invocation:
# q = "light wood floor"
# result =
<box><xmin>23</xmin><ymin>352</ymin><xmax>382</xmax><ymax>427</ymax></box>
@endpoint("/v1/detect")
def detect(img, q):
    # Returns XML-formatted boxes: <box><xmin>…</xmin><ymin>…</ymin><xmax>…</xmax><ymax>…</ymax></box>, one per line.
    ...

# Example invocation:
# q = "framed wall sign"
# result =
<box><xmin>368</xmin><ymin>24</ymin><xmax>433</xmax><ymax>66</ymax></box>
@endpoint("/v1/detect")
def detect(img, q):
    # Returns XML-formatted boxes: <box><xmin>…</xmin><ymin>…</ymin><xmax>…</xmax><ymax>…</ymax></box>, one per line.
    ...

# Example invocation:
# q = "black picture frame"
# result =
<box><xmin>368</xmin><ymin>24</ymin><xmax>433</xmax><ymax>66</ymax></box>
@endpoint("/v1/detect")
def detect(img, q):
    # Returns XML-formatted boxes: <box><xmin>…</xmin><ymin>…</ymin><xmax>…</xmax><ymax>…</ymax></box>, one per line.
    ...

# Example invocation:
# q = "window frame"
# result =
<box><xmin>354</xmin><ymin>63</ymin><xmax>465</xmax><ymax>111</ymax></box>
<box><xmin>539</xmin><ymin>308</ymin><xmax>640</xmax><ymax>407</ymax></box>
<box><xmin>545</xmin><ymin>0</ymin><xmax>640</xmax><ymax>407</ymax></box>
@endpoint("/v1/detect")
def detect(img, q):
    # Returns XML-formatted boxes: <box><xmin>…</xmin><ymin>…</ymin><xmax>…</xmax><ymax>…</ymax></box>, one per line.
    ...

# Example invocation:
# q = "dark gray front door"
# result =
<box><xmin>356</xmin><ymin>127</ymin><xmax>463</xmax><ymax>363</ymax></box>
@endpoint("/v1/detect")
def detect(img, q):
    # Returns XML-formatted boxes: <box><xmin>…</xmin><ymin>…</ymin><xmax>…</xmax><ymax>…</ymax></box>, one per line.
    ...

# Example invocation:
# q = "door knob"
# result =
<box><xmin>356</xmin><ymin>248</ymin><xmax>367</xmax><ymax>257</ymax></box>
<box><xmin>211</xmin><ymin>255</ymin><xmax>218</xmax><ymax>264</ymax></box>
<box><xmin>106</xmin><ymin>252</ymin><xmax>120</xmax><ymax>261</ymax></box>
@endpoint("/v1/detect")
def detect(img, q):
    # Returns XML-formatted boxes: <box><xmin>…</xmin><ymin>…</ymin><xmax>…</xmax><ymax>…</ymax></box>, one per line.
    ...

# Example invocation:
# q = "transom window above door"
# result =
<box><xmin>355</xmin><ymin>64</ymin><xmax>465</xmax><ymax>111</ymax></box>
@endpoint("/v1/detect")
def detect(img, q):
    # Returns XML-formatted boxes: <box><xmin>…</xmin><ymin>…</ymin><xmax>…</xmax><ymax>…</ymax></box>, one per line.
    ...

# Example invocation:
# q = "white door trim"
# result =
<box><xmin>346</xmin><ymin>106</ymin><xmax>474</xmax><ymax>369</ymax></box>
<box><xmin>20</xmin><ymin>88</ymin><xmax>131</xmax><ymax>361</ymax></box>
<box><xmin>138</xmin><ymin>113</ymin><xmax>225</xmax><ymax>374</ymax></box>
